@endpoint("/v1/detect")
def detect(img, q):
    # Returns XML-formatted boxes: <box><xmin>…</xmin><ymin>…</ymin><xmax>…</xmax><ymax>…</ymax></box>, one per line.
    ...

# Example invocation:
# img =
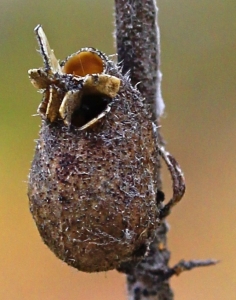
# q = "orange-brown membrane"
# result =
<box><xmin>63</xmin><ymin>51</ymin><xmax>104</xmax><ymax>76</ymax></box>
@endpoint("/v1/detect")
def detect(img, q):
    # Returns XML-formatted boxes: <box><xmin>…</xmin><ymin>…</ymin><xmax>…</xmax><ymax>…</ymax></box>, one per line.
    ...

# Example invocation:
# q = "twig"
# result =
<box><xmin>171</xmin><ymin>259</ymin><xmax>219</xmax><ymax>277</ymax></box>
<box><xmin>158</xmin><ymin>147</ymin><xmax>185</xmax><ymax>219</ymax></box>
<box><xmin>148</xmin><ymin>259</ymin><xmax>219</xmax><ymax>282</ymax></box>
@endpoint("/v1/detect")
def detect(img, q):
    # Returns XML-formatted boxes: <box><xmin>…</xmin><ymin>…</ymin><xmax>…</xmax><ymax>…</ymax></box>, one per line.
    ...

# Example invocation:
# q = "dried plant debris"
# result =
<box><xmin>28</xmin><ymin>25</ymin><xmax>185</xmax><ymax>272</ymax></box>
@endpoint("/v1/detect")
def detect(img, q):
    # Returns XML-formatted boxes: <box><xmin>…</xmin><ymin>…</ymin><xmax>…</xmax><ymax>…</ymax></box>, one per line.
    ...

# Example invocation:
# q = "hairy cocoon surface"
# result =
<box><xmin>28</xmin><ymin>49</ymin><xmax>161</xmax><ymax>272</ymax></box>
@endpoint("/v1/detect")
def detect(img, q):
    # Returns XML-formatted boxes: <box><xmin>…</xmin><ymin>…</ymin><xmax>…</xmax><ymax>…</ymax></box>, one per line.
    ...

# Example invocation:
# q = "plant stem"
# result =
<box><xmin>114</xmin><ymin>1</ymin><xmax>173</xmax><ymax>299</ymax></box>
<box><xmin>114</xmin><ymin>1</ymin><xmax>217</xmax><ymax>299</ymax></box>
<box><xmin>114</xmin><ymin>0</ymin><xmax>164</xmax><ymax>121</ymax></box>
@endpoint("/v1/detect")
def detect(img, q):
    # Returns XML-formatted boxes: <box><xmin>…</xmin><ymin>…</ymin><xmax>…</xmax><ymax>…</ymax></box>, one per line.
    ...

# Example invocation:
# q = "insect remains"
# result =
<box><xmin>28</xmin><ymin>25</ymin><xmax>120</xmax><ymax>129</ymax></box>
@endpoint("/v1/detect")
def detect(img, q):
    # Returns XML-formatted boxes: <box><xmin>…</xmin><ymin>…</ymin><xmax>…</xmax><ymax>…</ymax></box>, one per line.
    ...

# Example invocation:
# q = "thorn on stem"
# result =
<box><xmin>172</xmin><ymin>259</ymin><xmax>219</xmax><ymax>276</ymax></box>
<box><xmin>149</xmin><ymin>259</ymin><xmax>219</xmax><ymax>282</ymax></box>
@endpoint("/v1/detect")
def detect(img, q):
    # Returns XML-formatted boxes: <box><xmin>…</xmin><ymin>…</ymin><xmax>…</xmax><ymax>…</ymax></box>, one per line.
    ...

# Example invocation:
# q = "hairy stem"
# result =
<box><xmin>115</xmin><ymin>1</ymin><xmax>173</xmax><ymax>299</ymax></box>
<box><xmin>114</xmin><ymin>1</ymin><xmax>217</xmax><ymax>300</ymax></box>
<box><xmin>114</xmin><ymin>0</ymin><xmax>164</xmax><ymax>120</ymax></box>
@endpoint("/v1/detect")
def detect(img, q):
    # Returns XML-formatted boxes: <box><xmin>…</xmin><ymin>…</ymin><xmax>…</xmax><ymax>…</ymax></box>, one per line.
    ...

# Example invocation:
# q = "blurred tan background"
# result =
<box><xmin>0</xmin><ymin>0</ymin><xmax>235</xmax><ymax>299</ymax></box>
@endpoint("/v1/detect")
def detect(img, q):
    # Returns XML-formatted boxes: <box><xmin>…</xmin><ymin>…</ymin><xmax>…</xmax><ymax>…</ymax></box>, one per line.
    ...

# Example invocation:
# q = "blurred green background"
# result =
<box><xmin>0</xmin><ymin>0</ymin><xmax>235</xmax><ymax>299</ymax></box>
